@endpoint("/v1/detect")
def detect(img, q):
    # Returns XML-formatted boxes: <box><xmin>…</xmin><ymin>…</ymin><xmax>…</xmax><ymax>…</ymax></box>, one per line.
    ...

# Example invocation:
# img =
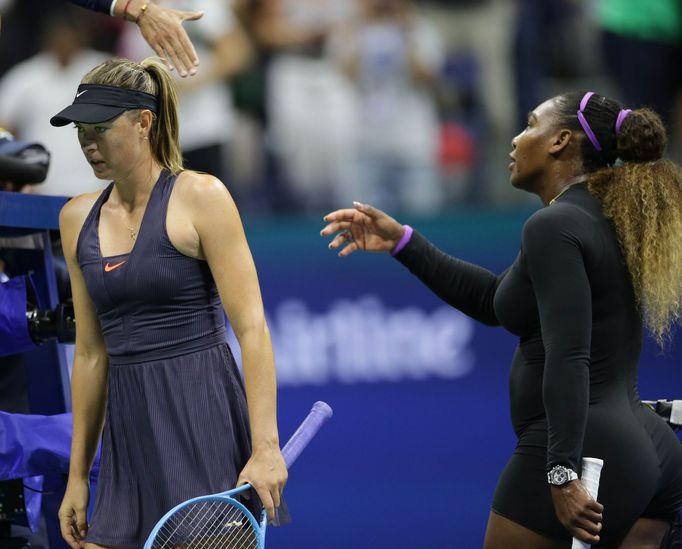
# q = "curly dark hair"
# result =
<box><xmin>551</xmin><ymin>92</ymin><xmax>682</xmax><ymax>347</ymax></box>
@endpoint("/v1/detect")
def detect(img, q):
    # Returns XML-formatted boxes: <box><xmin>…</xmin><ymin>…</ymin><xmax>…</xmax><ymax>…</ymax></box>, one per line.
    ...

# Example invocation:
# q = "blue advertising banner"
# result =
<box><xmin>228</xmin><ymin>209</ymin><xmax>682</xmax><ymax>548</ymax></box>
<box><xmin>11</xmin><ymin>192</ymin><xmax>678</xmax><ymax>547</ymax></box>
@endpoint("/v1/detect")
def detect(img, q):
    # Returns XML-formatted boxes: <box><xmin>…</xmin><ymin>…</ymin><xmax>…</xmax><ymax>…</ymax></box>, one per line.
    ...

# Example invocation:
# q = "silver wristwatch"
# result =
<box><xmin>547</xmin><ymin>465</ymin><xmax>579</xmax><ymax>486</ymax></box>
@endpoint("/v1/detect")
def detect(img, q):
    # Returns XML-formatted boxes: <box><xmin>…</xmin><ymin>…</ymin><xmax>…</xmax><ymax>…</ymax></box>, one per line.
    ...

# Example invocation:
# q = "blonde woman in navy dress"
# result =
<box><xmin>52</xmin><ymin>57</ymin><xmax>287</xmax><ymax>549</ymax></box>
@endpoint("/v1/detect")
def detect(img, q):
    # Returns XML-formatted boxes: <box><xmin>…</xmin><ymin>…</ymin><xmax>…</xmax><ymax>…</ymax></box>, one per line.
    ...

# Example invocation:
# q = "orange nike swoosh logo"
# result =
<box><xmin>104</xmin><ymin>260</ymin><xmax>128</xmax><ymax>272</ymax></box>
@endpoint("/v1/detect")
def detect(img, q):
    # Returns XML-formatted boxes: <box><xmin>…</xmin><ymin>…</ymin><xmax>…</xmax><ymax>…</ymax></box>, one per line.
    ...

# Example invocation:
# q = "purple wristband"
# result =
<box><xmin>390</xmin><ymin>225</ymin><xmax>413</xmax><ymax>256</ymax></box>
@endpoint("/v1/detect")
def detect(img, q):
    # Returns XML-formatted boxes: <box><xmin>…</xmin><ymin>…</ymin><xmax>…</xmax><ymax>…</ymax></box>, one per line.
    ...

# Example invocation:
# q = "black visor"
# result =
<box><xmin>50</xmin><ymin>84</ymin><xmax>158</xmax><ymax>127</ymax></box>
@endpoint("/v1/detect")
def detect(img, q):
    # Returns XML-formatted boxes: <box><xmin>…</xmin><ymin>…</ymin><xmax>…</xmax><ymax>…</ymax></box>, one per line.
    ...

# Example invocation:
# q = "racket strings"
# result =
<box><xmin>150</xmin><ymin>499</ymin><xmax>258</xmax><ymax>549</ymax></box>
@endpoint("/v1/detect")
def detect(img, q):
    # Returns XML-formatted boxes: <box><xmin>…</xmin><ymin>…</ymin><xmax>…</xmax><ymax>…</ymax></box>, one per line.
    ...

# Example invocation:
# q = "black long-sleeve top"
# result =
<box><xmin>395</xmin><ymin>184</ymin><xmax>643</xmax><ymax>472</ymax></box>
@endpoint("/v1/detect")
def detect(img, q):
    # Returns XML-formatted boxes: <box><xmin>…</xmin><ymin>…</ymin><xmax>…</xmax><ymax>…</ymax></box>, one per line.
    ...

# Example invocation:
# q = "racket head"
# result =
<box><xmin>144</xmin><ymin>493</ymin><xmax>264</xmax><ymax>549</ymax></box>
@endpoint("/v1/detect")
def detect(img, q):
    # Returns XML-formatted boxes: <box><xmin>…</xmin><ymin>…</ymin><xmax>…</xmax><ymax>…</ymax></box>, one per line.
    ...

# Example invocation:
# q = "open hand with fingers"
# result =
<box><xmin>135</xmin><ymin>2</ymin><xmax>204</xmax><ymax>77</ymax></box>
<box><xmin>236</xmin><ymin>447</ymin><xmax>288</xmax><ymax>523</ymax></box>
<box><xmin>551</xmin><ymin>481</ymin><xmax>604</xmax><ymax>544</ymax></box>
<box><xmin>321</xmin><ymin>202</ymin><xmax>406</xmax><ymax>256</ymax></box>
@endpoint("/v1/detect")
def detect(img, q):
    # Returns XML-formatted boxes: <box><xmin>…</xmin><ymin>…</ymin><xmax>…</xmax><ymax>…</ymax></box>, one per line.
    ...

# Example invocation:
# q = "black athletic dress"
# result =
<box><xmin>77</xmin><ymin>170</ymin><xmax>263</xmax><ymax>546</ymax></box>
<box><xmin>394</xmin><ymin>183</ymin><xmax>682</xmax><ymax>546</ymax></box>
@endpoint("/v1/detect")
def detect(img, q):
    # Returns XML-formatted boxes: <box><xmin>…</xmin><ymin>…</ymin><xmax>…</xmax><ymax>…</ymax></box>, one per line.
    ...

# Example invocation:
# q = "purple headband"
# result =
<box><xmin>577</xmin><ymin>92</ymin><xmax>602</xmax><ymax>152</ymax></box>
<box><xmin>615</xmin><ymin>109</ymin><xmax>632</xmax><ymax>134</ymax></box>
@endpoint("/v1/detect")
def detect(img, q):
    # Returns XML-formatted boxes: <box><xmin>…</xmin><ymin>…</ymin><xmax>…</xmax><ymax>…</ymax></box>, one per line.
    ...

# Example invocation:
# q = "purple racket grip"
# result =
<box><xmin>281</xmin><ymin>401</ymin><xmax>333</xmax><ymax>469</ymax></box>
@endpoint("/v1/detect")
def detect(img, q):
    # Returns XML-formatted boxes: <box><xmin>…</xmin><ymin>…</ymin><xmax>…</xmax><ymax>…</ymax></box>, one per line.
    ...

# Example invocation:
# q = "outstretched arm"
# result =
<box><xmin>395</xmin><ymin>229</ymin><xmax>503</xmax><ymax>326</ymax></box>
<box><xmin>322</xmin><ymin>202</ymin><xmax>503</xmax><ymax>325</ymax></box>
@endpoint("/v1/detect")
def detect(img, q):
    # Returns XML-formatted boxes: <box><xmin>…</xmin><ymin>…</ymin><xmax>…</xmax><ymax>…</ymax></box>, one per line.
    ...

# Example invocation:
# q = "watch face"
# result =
<box><xmin>552</xmin><ymin>468</ymin><xmax>568</xmax><ymax>485</ymax></box>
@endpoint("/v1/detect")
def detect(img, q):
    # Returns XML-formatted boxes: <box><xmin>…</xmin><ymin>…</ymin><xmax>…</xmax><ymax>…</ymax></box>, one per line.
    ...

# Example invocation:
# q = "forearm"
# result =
<box><xmin>394</xmin><ymin>230</ymin><xmax>501</xmax><ymax>325</ymax></box>
<box><xmin>111</xmin><ymin>0</ymin><xmax>146</xmax><ymax>21</ymax></box>
<box><xmin>187</xmin><ymin>31</ymin><xmax>253</xmax><ymax>90</ymax></box>
<box><xmin>69</xmin><ymin>352</ymin><xmax>108</xmax><ymax>480</ymax></box>
<box><xmin>213</xmin><ymin>34</ymin><xmax>253</xmax><ymax>81</ymax></box>
<box><xmin>338</xmin><ymin>53</ymin><xmax>359</xmax><ymax>81</ymax></box>
<box><xmin>543</xmin><ymin>351</ymin><xmax>590</xmax><ymax>471</ymax></box>
<box><xmin>238</xmin><ymin>325</ymin><xmax>279</xmax><ymax>451</ymax></box>
<box><xmin>406</xmin><ymin>50</ymin><xmax>436</xmax><ymax>86</ymax></box>
<box><xmin>255</xmin><ymin>18</ymin><xmax>325</xmax><ymax>50</ymax></box>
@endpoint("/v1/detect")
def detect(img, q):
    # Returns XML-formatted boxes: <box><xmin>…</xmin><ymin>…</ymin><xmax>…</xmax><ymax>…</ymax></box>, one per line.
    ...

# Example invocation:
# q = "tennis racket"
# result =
<box><xmin>144</xmin><ymin>401</ymin><xmax>333</xmax><ymax>549</ymax></box>
<box><xmin>571</xmin><ymin>457</ymin><xmax>604</xmax><ymax>549</ymax></box>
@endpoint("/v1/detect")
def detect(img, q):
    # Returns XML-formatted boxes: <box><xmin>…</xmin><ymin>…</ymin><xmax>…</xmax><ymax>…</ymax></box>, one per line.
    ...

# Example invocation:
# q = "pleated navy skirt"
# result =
<box><xmin>85</xmin><ymin>343</ymin><xmax>254</xmax><ymax>547</ymax></box>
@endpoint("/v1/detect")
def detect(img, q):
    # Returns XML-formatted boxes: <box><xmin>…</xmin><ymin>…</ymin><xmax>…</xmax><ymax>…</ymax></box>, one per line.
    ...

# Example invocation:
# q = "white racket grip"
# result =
<box><xmin>281</xmin><ymin>401</ymin><xmax>333</xmax><ymax>469</ymax></box>
<box><xmin>571</xmin><ymin>457</ymin><xmax>604</xmax><ymax>549</ymax></box>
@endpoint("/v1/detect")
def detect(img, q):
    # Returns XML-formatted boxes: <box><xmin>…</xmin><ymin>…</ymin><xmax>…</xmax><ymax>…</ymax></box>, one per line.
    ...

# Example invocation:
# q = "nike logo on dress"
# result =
<box><xmin>104</xmin><ymin>260</ymin><xmax>128</xmax><ymax>272</ymax></box>
<box><xmin>76</xmin><ymin>90</ymin><xmax>87</xmax><ymax>98</ymax></box>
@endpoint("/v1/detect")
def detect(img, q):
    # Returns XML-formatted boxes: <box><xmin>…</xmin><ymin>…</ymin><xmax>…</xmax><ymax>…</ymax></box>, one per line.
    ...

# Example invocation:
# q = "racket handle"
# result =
<box><xmin>571</xmin><ymin>457</ymin><xmax>604</xmax><ymax>549</ymax></box>
<box><xmin>281</xmin><ymin>401</ymin><xmax>333</xmax><ymax>469</ymax></box>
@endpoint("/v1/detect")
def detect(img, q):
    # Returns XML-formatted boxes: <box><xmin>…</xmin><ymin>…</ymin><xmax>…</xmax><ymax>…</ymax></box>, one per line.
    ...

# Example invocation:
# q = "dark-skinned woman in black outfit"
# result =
<box><xmin>321</xmin><ymin>92</ymin><xmax>682</xmax><ymax>548</ymax></box>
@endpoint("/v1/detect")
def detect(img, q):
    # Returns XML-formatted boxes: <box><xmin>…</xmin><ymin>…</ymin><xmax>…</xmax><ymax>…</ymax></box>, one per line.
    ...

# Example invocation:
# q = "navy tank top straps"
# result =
<box><xmin>77</xmin><ymin>169</ymin><xmax>226</xmax><ymax>364</ymax></box>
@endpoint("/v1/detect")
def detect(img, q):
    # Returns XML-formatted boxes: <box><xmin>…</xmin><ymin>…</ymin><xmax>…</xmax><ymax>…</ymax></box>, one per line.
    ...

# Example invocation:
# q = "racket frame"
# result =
<box><xmin>144</xmin><ymin>483</ymin><xmax>267</xmax><ymax>549</ymax></box>
<box><xmin>144</xmin><ymin>401</ymin><xmax>332</xmax><ymax>549</ymax></box>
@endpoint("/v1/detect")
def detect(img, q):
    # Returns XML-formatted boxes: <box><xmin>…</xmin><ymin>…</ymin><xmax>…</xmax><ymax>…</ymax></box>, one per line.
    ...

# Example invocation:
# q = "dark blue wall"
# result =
<box><xmin>232</xmin><ymin>208</ymin><xmax>682</xmax><ymax>548</ymax></box>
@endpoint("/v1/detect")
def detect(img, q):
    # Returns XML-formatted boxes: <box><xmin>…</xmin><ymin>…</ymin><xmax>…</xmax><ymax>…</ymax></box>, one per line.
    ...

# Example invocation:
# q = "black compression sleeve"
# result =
<box><xmin>393</xmin><ymin>230</ymin><xmax>502</xmax><ymax>326</ymax></box>
<box><xmin>67</xmin><ymin>0</ymin><xmax>113</xmax><ymax>14</ymax></box>
<box><xmin>522</xmin><ymin>209</ymin><xmax>592</xmax><ymax>472</ymax></box>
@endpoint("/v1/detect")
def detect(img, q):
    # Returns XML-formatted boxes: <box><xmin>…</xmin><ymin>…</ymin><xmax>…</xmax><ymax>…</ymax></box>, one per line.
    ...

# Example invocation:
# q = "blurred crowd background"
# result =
<box><xmin>1</xmin><ymin>3</ymin><xmax>681</xmax><ymax>546</ymax></box>
<box><xmin>0</xmin><ymin>0</ymin><xmax>681</xmax><ymax>217</ymax></box>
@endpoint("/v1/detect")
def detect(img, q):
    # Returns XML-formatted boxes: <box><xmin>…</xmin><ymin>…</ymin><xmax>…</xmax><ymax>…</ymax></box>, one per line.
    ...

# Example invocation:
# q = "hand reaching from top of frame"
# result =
<box><xmin>321</xmin><ymin>202</ymin><xmax>405</xmax><ymax>257</ymax></box>
<box><xmin>551</xmin><ymin>481</ymin><xmax>604</xmax><ymax>544</ymax></box>
<box><xmin>135</xmin><ymin>2</ymin><xmax>204</xmax><ymax>77</ymax></box>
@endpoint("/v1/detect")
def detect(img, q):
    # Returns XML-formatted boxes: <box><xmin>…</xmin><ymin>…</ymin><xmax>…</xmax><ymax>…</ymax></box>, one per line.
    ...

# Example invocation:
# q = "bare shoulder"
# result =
<box><xmin>59</xmin><ymin>190</ymin><xmax>104</xmax><ymax>256</ymax></box>
<box><xmin>174</xmin><ymin>171</ymin><xmax>237</xmax><ymax>218</ymax></box>
<box><xmin>59</xmin><ymin>191</ymin><xmax>102</xmax><ymax>230</ymax></box>
<box><xmin>173</xmin><ymin>171</ymin><xmax>246</xmax><ymax>252</ymax></box>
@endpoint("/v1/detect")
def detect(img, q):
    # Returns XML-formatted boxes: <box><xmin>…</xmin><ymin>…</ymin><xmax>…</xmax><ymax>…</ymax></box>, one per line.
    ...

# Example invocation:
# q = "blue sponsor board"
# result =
<box><xmin>230</xmin><ymin>209</ymin><xmax>682</xmax><ymax>548</ymax></box>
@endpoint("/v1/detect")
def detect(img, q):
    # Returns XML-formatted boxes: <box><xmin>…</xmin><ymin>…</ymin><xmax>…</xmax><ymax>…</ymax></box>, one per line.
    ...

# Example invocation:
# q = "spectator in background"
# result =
<box><xmin>418</xmin><ymin>0</ymin><xmax>518</xmax><ymax>205</ymax></box>
<box><xmin>596</xmin><ymin>0</ymin><xmax>682</xmax><ymax>136</ymax></box>
<box><xmin>513</xmin><ymin>0</ymin><xmax>576</xmax><ymax>133</ymax></box>
<box><xmin>331</xmin><ymin>0</ymin><xmax>445</xmax><ymax>215</ymax></box>
<box><xmin>120</xmin><ymin>0</ymin><xmax>252</xmax><ymax>183</ymax></box>
<box><xmin>252</xmin><ymin>0</ymin><xmax>357</xmax><ymax>212</ymax></box>
<box><xmin>221</xmin><ymin>0</ymin><xmax>278</xmax><ymax>212</ymax></box>
<box><xmin>0</xmin><ymin>9</ymin><xmax>109</xmax><ymax>196</ymax></box>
